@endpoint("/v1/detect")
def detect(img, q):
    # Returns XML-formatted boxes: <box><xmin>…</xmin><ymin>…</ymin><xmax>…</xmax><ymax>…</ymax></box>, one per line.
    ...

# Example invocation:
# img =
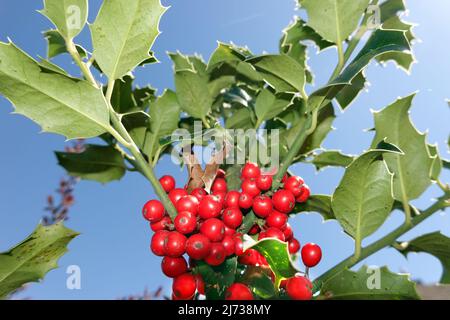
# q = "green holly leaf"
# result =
<box><xmin>254</xmin><ymin>89</ymin><xmax>294</xmax><ymax>126</ymax></box>
<box><xmin>397</xmin><ymin>232</ymin><xmax>450</xmax><ymax>284</ymax></box>
<box><xmin>331</xmin><ymin>147</ymin><xmax>399</xmax><ymax>245</ymax></box>
<box><xmin>238</xmin><ymin>266</ymin><xmax>276</xmax><ymax>299</ymax></box>
<box><xmin>294</xmin><ymin>195</ymin><xmax>335</xmax><ymax>221</ymax></box>
<box><xmin>371</xmin><ymin>94</ymin><xmax>434</xmax><ymax>202</ymax></box>
<box><xmin>0</xmin><ymin>222</ymin><xmax>79</xmax><ymax>299</ymax></box>
<box><xmin>44</xmin><ymin>30</ymin><xmax>87</xmax><ymax>59</ymax></box>
<box><xmin>91</xmin><ymin>0</ymin><xmax>167</xmax><ymax>80</ymax></box>
<box><xmin>248</xmin><ymin>238</ymin><xmax>300</xmax><ymax>287</ymax></box>
<box><xmin>335</xmin><ymin>71</ymin><xmax>366</xmax><ymax>109</ymax></box>
<box><xmin>122</xmin><ymin>111</ymin><xmax>151</xmax><ymax>151</ymax></box>
<box><xmin>238</xmin><ymin>211</ymin><xmax>257</xmax><ymax>234</ymax></box>
<box><xmin>247</xmin><ymin>55</ymin><xmax>305</xmax><ymax>93</ymax></box>
<box><xmin>38</xmin><ymin>58</ymin><xmax>71</xmax><ymax>77</ymax></box>
<box><xmin>110</xmin><ymin>75</ymin><xmax>138</xmax><ymax>114</ymax></box>
<box><xmin>193</xmin><ymin>257</ymin><xmax>237</xmax><ymax>300</ymax></box>
<box><xmin>144</xmin><ymin>90</ymin><xmax>181</xmax><ymax>160</ymax></box>
<box><xmin>40</xmin><ymin>0</ymin><xmax>88</xmax><ymax>40</ymax></box>
<box><xmin>225</xmin><ymin>108</ymin><xmax>255</xmax><ymax>130</ymax></box>
<box><xmin>224</xmin><ymin>164</ymin><xmax>243</xmax><ymax>191</ymax></box>
<box><xmin>309</xmin><ymin>150</ymin><xmax>354</xmax><ymax>171</ymax></box>
<box><xmin>308</xmin><ymin>30</ymin><xmax>410</xmax><ymax>112</ymax></box>
<box><xmin>299</xmin><ymin>0</ymin><xmax>370</xmax><ymax>44</ymax></box>
<box><xmin>318</xmin><ymin>266</ymin><xmax>419</xmax><ymax>300</ymax></box>
<box><xmin>428</xmin><ymin>144</ymin><xmax>442</xmax><ymax>181</ymax></box>
<box><xmin>207</xmin><ymin>42</ymin><xmax>253</xmax><ymax>70</ymax></box>
<box><xmin>0</xmin><ymin>42</ymin><xmax>110</xmax><ymax>139</ymax></box>
<box><xmin>56</xmin><ymin>144</ymin><xmax>126</xmax><ymax>183</ymax></box>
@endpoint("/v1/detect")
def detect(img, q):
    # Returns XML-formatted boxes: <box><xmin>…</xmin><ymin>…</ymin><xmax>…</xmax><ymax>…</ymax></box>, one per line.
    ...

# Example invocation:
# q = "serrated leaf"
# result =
<box><xmin>224</xmin><ymin>164</ymin><xmax>243</xmax><ymax>191</ymax></box>
<box><xmin>168</xmin><ymin>52</ymin><xmax>195</xmax><ymax>72</ymax></box>
<box><xmin>308</xmin><ymin>30</ymin><xmax>410</xmax><ymax>112</ymax></box>
<box><xmin>41</xmin><ymin>0</ymin><xmax>88</xmax><ymax>40</ymax></box>
<box><xmin>428</xmin><ymin>144</ymin><xmax>442</xmax><ymax>181</ymax></box>
<box><xmin>331</xmin><ymin>148</ymin><xmax>397</xmax><ymax>242</ymax></box>
<box><xmin>294</xmin><ymin>195</ymin><xmax>335</xmax><ymax>220</ymax></box>
<box><xmin>335</xmin><ymin>71</ymin><xmax>367</xmax><ymax>109</ymax></box>
<box><xmin>310</xmin><ymin>150</ymin><xmax>354</xmax><ymax>170</ymax></box>
<box><xmin>254</xmin><ymin>89</ymin><xmax>293</xmax><ymax>125</ymax></box>
<box><xmin>174</xmin><ymin>70</ymin><xmax>214</xmax><ymax>120</ymax></box>
<box><xmin>319</xmin><ymin>266</ymin><xmax>419</xmax><ymax>299</ymax></box>
<box><xmin>56</xmin><ymin>144</ymin><xmax>126</xmax><ymax>183</ymax></box>
<box><xmin>397</xmin><ymin>232</ymin><xmax>450</xmax><ymax>284</ymax></box>
<box><xmin>207</xmin><ymin>42</ymin><xmax>253</xmax><ymax>70</ymax></box>
<box><xmin>0</xmin><ymin>222</ymin><xmax>79</xmax><ymax>299</ymax></box>
<box><xmin>300</xmin><ymin>0</ymin><xmax>370</xmax><ymax>44</ymax></box>
<box><xmin>371</xmin><ymin>94</ymin><xmax>434</xmax><ymax>201</ymax></box>
<box><xmin>0</xmin><ymin>42</ymin><xmax>110</xmax><ymax>139</ymax></box>
<box><xmin>247</xmin><ymin>54</ymin><xmax>305</xmax><ymax>93</ymax></box>
<box><xmin>91</xmin><ymin>0</ymin><xmax>166</xmax><ymax>80</ymax></box>
<box><xmin>110</xmin><ymin>75</ymin><xmax>138</xmax><ymax>114</ymax></box>
<box><xmin>122</xmin><ymin>110</ymin><xmax>150</xmax><ymax>150</ymax></box>
<box><xmin>44</xmin><ymin>30</ymin><xmax>87</xmax><ymax>59</ymax></box>
<box><xmin>38</xmin><ymin>58</ymin><xmax>70</xmax><ymax>77</ymax></box>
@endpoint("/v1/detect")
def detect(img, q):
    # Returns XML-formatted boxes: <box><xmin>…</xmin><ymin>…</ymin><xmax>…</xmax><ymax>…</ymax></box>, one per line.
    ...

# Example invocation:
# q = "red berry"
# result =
<box><xmin>186</xmin><ymin>234</ymin><xmax>211</xmax><ymax>260</ymax></box>
<box><xmin>241</xmin><ymin>179</ymin><xmax>261</xmax><ymax>198</ymax></box>
<box><xmin>248</xmin><ymin>224</ymin><xmax>261</xmax><ymax>235</ymax></box>
<box><xmin>169</xmin><ymin>188</ymin><xmax>188</xmax><ymax>205</ymax></box>
<box><xmin>150</xmin><ymin>230</ymin><xmax>169</xmax><ymax>256</ymax></box>
<box><xmin>150</xmin><ymin>215</ymin><xmax>172</xmax><ymax>232</ymax></box>
<box><xmin>212</xmin><ymin>178</ymin><xmax>228</xmax><ymax>193</ymax></box>
<box><xmin>260</xmin><ymin>227</ymin><xmax>285</xmax><ymax>241</ymax></box>
<box><xmin>224</xmin><ymin>225</ymin><xmax>236</xmax><ymax>236</ymax></box>
<box><xmin>200</xmin><ymin>218</ymin><xmax>225</xmax><ymax>242</ymax></box>
<box><xmin>281</xmin><ymin>174</ymin><xmax>289</xmax><ymax>184</ymax></box>
<box><xmin>225</xmin><ymin>283</ymin><xmax>253</xmax><ymax>300</ymax></box>
<box><xmin>216</xmin><ymin>168</ymin><xmax>226</xmax><ymax>178</ymax></box>
<box><xmin>212</xmin><ymin>191</ymin><xmax>226</xmax><ymax>207</ymax></box>
<box><xmin>296</xmin><ymin>185</ymin><xmax>311</xmax><ymax>203</ymax></box>
<box><xmin>142</xmin><ymin>200</ymin><xmax>165</xmax><ymax>222</ymax></box>
<box><xmin>234</xmin><ymin>236</ymin><xmax>244</xmax><ymax>256</ymax></box>
<box><xmin>191</xmin><ymin>188</ymin><xmax>208</xmax><ymax>202</ymax></box>
<box><xmin>272</xmin><ymin>190</ymin><xmax>295</xmax><ymax>213</ymax></box>
<box><xmin>238</xmin><ymin>193</ymin><xmax>253</xmax><ymax>209</ymax></box>
<box><xmin>252</xmin><ymin>195</ymin><xmax>273</xmax><ymax>218</ymax></box>
<box><xmin>286</xmin><ymin>276</ymin><xmax>313</xmax><ymax>300</ymax></box>
<box><xmin>224</xmin><ymin>190</ymin><xmax>240</xmax><ymax>208</ymax></box>
<box><xmin>204</xmin><ymin>242</ymin><xmax>226</xmax><ymax>266</ymax></box>
<box><xmin>238</xmin><ymin>248</ymin><xmax>260</xmax><ymax>265</ymax></box>
<box><xmin>289</xmin><ymin>238</ymin><xmax>301</xmax><ymax>254</ymax></box>
<box><xmin>284</xmin><ymin>176</ymin><xmax>304</xmax><ymax>197</ymax></box>
<box><xmin>222</xmin><ymin>207</ymin><xmax>243</xmax><ymax>229</ymax></box>
<box><xmin>159</xmin><ymin>175</ymin><xmax>176</xmax><ymax>193</ymax></box>
<box><xmin>221</xmin><ymin>235</ymin><xmax>235</xmax><ymax>256</ymax></box>
<box><xmin>165</xmin><ymin>231</ymin><xmax>187</xmax><ymax>257</ymax></box>
<box><xmin>301</xmin><ymin>243</ymin><xmax>322</xmax><ymax>267</ymax></box>
<box><xmin>174</xmin><ymin>212</ymin><xmax>197</xmax><ymax>234</ymax></box>
<box><xmin>176</xmin><ymin>195</ymin><xmax>199</xmax><ymax>215</ymax></box>
<box><xmin>283</xmin><ymin>224</ymin><xmax>294</xmax><ymax>241</ymax></box>
<box><xmin>256</xmin><ymin>174</ymin><xmax>273</xmax><ymax>191</ymax></box>
<box><xmin>266</xmin><ymin>211</ymin><xmax>288</xmax><ymax>229</ymax></box>
<box><xmin>198</xmin><ymin>195</ymin><xmax>222</xmax><ymax>219</ymax></box>
<box><xmin>241</xmin><ymin>162</ymin><xmax>261</xmax><ymax>180</ymax></box>
<box><xmin>195</xmin><ymin>274</ymin><xmax>205</xmax><ymax>295</ymax></box>
<box><xmin>173</xmin><ymin>273</ymin><xmax>197</xmax><ymax>299</ymax></box>
<box><xmin>161</xmin><ymin>256</ymin><xmax>188</xmax><ymax>278</ymax></box>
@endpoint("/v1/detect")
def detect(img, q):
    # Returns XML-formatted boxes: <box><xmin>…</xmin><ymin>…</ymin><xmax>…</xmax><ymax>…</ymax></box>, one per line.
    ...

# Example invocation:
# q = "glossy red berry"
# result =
<box><xmin>296</xmin><ymin>184</ymin><xmax>311</xmax><ymax>203</ymax></box>
<box><xmin>216</xmin><ymin>168</ymin><xmax>226</xmax><ymax>178</ymax></box>
<box><xmin>204</xmin><ymin>242</ymin><xmax>226</xmax><ymax>266</ymax></box>
<box><xmin>241</xmin><ymin>162</ymin><xmax>261</xmax><ymax>180</ymax></box>
<box><xmin>266</xmin><ymin>211</ymin><xmax>288</xmax><ymax>229</ymax></box>
<box><xmin>238</xmin><ymin>248</ymin><xmax>260</xmax><ymax>265</ymax></box>
<box><xmin>252</xmin><ymin>195</ymin><xmax>273</xmax><ymax>218</ymax></box>
<box><xmin>142</xmin><ymin>200</ymin><xmax>165</xmax><ymax>222</ymax></box>
<box><xmin>283</xmin><ymin>223</ymin><xmax>293</xmax><ymax>241</ymax></box>
<box><xmin>150</xmin><ymin>215</ymin><xmax>172</xmax><ymax>232</ymax></box>
<box><xmin>288</xmin><ymin>238</ymin><xmax>301</xmax><ymax>254</ymax></box>
<box><xmin>224</xmin><ymin>225</ymin><xmax>236</xmax><ymax>236</ymax></box>
<box><xmin>212</xmin><ymin>178</ymin><xmax>228</xmax><ymax>193</ymax></box>
<box><xmin>169</xmin><ymin>188</ymin><xmax>188</xmax><ymax>205</ymax></box>
<box><xmin>198</xmin><ymin>195</ymin><xmax>222</xmax><ymax>219</ymax></box>
<box><xmin>165</xmin><ymin>231</ymin><xmax>187</xmax><ymax>257</ymax></box>
<box><xmin>176</xmin><ymin>195</ymin><xmax>199</xmax><ymax>215</ymax></box>
<box><xmin>186</xmin><ymin>234</ymin><xmax>211</xmax><ymax>260</ymax></box>
<box><xmin>174</xmin><ymin>212</ymin><xmax>197</xmax><ymax>234</ymax></box>
<box><xmin>281</xmin><ymin>174</ymin><xmax>289</xmax><ymax>184</ymax></box>
<box><xmin>234</xmin><ymin>236</ymin><xmax>244</xmax><ymax>256</ymax></box>
<box><xmin>200</xmin><ymin>218</ymin><xmax>225</xmax><ymax>242</ymax></box>
<box><xmin>225</xmin><ymin>283</ymin><xmax>253</xmax><ymax>300</ymax></box>
<box><xmin>161</xmin><ymin>256</ymin><xmax>188</xmax><ymax>278</ymax></box>
<box><xmin>248</xmin><ymin>224</ymin><xmax>261</xmax><ymax>235</ymax></box>
<box><xmin>212</xmin><ymin>191</ymin><xmax>226</xmax><ymax>207</ymax></box>
<box><xmin>256</xmin><ymin>174</ymin><xmax>273</xmax><ymax>191</ymax></box>
<box><xmin>222</xmin><ymin>207</ymin><xmax>243</xmax><ymax>229</ymax></box>
<box><xmin>272</xmin><ymin>189</ymin><xmax>295</xmax><ymax>213</ymax></box>
<box><xmin>286</xmin><ymin>276</ymin><xmax>313</xmax><ymax>300</ymax></box>
<box><xmin>241</xmin><ymin>179</ymin><xmax>261</xmax><ymax>198</ymax></box>
<box><xmin>150</xmin><ymin>230</ymin><xmax>169</xmax><ymax>256</ymax></box>
<box><xmin>159</xmin><ymin>175</ymin><xmax>176</xmax><ymax>193</ymax></box>
<box><xmin>260</xmin><ymin>227</ymin><xmax>285</xmax><ymax>241</ymax></box>
<box><xmin>284</xmin><ymin>176</ymin><xmax>304</xmax><ymax>197</ymax></box>
<box><xmin>301</xmin><ymin>243</ymin><xmax>322</xmax><ymax>267</ymax></box>
<box><xmin>238</xmin><ymin>193</ymin><xmax>253</xmax><ymax>209</ymax></box>
<box><xmin>173</xmin><ymin>273</ymin><xmax>197</xmax><ymax>300</ymax></box>
<box><xmin>190</xmin><ymin>188</ymin><xmax>208</xmax><ymax>202</ymax></box>
<box><xmin>224</xmin><ymin>190</ymin><xmax>240</xmax><ymax>208</ymax></box>
<box><xmin>222</xmin><ymin>235</ymin><xmax>235</xmax><ymax>256</ymax></box>
<box><xmin>195</xmin><ymin>274</ymin><xmax>205</xmax><ymax>295</ymax></box>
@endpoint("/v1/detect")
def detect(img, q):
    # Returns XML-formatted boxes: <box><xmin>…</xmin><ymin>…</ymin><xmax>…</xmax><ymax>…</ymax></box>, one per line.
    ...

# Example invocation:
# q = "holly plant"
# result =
<box><xmin>1</xmin><ymin>0</ymin><xmax>449</xmax><ymax>300</ymax></box>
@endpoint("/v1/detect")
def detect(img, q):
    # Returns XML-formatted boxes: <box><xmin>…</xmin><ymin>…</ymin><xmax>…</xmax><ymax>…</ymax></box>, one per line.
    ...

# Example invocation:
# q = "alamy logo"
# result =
<box><xmin>367</xmin><ymin>5</ymin><xmax>381</xmax><ymax>30</ymax></box>
<box><xmin>66</xmin><ymin>5</ymin><xmax>82</xmax><ymax>31</ymax></box>
<box><xmin>66</xmin><ymin>265</ymin><xmax>81</xmax><ymax>290</ymax></box>
<box><xmin>366</xmin><ymin>266</ymin><xmax>381</xmax><ymax>290</ymax></box>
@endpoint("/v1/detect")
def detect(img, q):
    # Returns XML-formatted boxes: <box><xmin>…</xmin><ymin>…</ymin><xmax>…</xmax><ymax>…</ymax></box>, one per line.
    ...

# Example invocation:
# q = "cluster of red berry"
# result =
<box><xmin>142</xmin><ymin>162</ymin><xmax>321</xmax><ymax>300</ymax></box>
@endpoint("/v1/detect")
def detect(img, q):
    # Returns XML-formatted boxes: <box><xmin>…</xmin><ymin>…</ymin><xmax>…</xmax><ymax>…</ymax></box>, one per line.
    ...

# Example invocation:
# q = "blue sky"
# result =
<box><xmin>0</xmin><ymin>0</ymin><xmax>449</xmax><ymax>299</ymax></box>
